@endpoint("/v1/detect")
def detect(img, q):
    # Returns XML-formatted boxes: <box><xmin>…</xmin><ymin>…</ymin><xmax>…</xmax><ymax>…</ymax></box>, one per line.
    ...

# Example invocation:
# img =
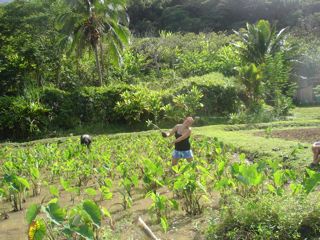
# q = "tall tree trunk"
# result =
<box><xmin>93</xmin><ymin>44</ymin><xmax>103</xmax><ymax>86</ymax></box>
<box><xmin>99</xmin><ymin>40</ymin><xmax>105</xmax><ymax>80</ymax></box>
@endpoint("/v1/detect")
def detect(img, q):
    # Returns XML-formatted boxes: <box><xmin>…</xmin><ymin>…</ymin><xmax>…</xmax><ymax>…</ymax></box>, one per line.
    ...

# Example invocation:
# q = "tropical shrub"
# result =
<box><xmin>40</xmin><ymin>87</ymin><xmax>76</xmax><ymax>129</ymax></box>
<box><xmin>0</xmin><ymin>96</ymin><xmax>49</xmax><ymax>140</ymax></box>
<box><xmin>177</xmin><ymin>73</ymin><xmax>239</xmax><ymax>116</ymax></box>
<box><xmin>207</xmin><ymin>193</ymin><xmax>320</xmax><ymax>240</ymax></box>
<box><xmin>115</xmin><ymin>87</ymin><xmax>168</xmax><ymax>124</ymax></box>
<box><xmin>166</xmin><ymin>86</ymin><xmax>204</xmax><ymax>121</ymax></box>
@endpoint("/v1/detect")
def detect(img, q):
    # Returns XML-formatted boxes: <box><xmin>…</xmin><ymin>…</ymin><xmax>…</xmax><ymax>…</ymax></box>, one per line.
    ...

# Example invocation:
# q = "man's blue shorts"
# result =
<box><xmin>172</xmin><ymin>150</ymin><xmax>193</xmax><ymax>159</ymax></box>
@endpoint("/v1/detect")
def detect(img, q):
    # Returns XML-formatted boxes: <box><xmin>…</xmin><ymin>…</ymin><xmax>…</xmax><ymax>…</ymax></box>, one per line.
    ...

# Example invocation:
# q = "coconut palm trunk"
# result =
<box><xmin>93</xmin><ymin>43</ymin><xmax>103</xmax><ymax>86</ymax></box>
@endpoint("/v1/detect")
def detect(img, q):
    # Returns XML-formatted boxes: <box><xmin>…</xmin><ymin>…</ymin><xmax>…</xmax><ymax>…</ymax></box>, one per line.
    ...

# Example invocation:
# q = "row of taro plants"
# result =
<box><xmin>1</xmin><ymin>133</ymin><xmax>320</xmax><ymax>239</ymax></box>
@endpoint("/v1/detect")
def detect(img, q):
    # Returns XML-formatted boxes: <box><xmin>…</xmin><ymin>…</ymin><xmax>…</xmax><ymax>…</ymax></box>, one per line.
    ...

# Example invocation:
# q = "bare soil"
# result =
<box><xmin>255</xmin><ymin>128</ymin><xmax>320</xmax><ymax>143</ymax></box>
<box><xmin>0</xmin><ymin>179</ymin><xmax>218</xmax><ymax>240</ymax></box>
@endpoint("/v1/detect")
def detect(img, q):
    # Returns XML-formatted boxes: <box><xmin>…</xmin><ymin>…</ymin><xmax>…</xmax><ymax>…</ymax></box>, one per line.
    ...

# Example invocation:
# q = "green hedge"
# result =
<box><xmin>0</xmin><ymin>96</ymin><xmax>49</xmax><ymax>140</ymax></box>
<box><xmin>40</xmin><ymin>84</ymin><xmax>135</xmax><ymax>129</ymax></box>
<box><xmin>0</xmin><ymin>73</ymin><xmax>240</xmax><ymax>140</ymax></box>
<box><xmin>176</xmin><ymin>73</ymin><xmax>239</xmax><ymax>115</ymax></box>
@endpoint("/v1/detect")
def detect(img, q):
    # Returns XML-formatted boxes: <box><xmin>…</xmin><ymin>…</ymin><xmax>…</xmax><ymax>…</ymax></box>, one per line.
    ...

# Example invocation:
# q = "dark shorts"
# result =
<box><xmin>172</xmin><ymin>150</ymin><xmax>193</xmax><ymax>159</ymax></box>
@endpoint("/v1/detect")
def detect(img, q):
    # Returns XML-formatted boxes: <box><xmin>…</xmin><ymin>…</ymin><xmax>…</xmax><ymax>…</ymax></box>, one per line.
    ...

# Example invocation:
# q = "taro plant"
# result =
<box><xmin>26</xmin><ymin>198</ymin><xmax>109</xmax><ymax>240</ymax></box>
<box><xmin>146</xmin><ymin>191</ymin><xmax>178</xmax><ymax>233</ymax></box>
<box><xmin>3</xmin><ymin>174</ymin><xmax>30</xmax><ymax>211</ymax></box>
<box><xmin>30</xmin><ymin>166</ymin><xmax>41</xmax><ymax>196</ymax></box>
<box><xmin>172</xmin><ymin>161</ymin><xmax>208</xmax><ymax>215</ymax></box>
<box><xmin>231</xmin><ymin>162</ymin><xmax>264</xmax><ymax>196</ymax></box>
<box><xmin>60</xmin><ymin>177</ymin><xmax>80</xmax><ymax>204</ymax></box>
<box><xmin>141</xmin><ymin>157</ymin><xmax>165</xmax><ymax>193</ymax></box>
<box><xmin>116</xmin><ymin>162</ymin><xmax>139</xmax><ymax>209</ymax></box>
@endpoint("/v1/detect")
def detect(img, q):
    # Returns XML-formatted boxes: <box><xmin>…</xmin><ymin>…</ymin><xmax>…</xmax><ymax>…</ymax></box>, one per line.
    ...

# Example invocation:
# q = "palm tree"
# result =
<box><xmin>233</xmin><ymin>20</ymin><xmax>288</xmax><ymax>65</ymax></box>
<box><xmin>57</xmin><ymin>0</ymin><xmax>130</xmax><ymax>86</ymax></box>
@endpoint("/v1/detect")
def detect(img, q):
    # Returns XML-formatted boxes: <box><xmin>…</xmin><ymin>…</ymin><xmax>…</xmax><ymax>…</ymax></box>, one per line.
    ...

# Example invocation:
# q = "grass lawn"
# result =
<box><xmin>194</xmin><ymin>107</ymin><xmax>320</xmax><ymax>171</ymax></box>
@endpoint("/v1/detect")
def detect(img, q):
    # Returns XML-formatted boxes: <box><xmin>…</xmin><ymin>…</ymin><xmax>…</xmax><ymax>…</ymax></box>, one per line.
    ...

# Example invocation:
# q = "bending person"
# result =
<box><xmin>162</xmin><ymin>116</ymin><xmax>194</xmax><ymax>166</ymax></box>
<box><xmin>310</xmin><ymin>141</ymin><xmax>320</xmax><ymax>168</ymax></box>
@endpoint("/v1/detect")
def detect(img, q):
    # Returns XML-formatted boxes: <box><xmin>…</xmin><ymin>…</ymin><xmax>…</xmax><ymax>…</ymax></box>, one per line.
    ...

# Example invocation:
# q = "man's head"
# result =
<box><xmin>183</xmin><ymin>116</ymin><xmax>194</xmax><ymax>127</ymax></box>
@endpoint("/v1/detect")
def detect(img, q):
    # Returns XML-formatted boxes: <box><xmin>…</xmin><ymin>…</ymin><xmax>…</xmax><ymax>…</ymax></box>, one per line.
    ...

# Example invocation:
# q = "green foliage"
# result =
<box><xmin>128</xmin><ymin>0</ymin><xmax>303</xmax><ymax>34</ymax></box>
<box><xmin>26</xmin><ymin>198</ymin><xmax>105</xmax><ymax>240</ymax></box>
<box><xmin>177</xmin><ymin>73</ymin><xmax>239</xmax><ymax>116</ymax></box>
<box><xmin>0</xmin><ymin>96</ymin><xmax>49</xmax><ymax>140</ymax></box>
<box><xmin>207</xmin><ymin>193</ymin><xmax>320</xmax><ymax>240</ymax></box>
<box><xmin>57</xmin><ymin>0</ymin><xmax>130</xmax><ymax>85</ymax></box>
<box><xmin>115</xmin><ymin>87</ymin><xmax>168</xmax><ymax>124</ymax></box>
<box><xmin>234</xmin><ymin>20</ymin><xmax>289</xmax><ymax>65</ymax></box>
<box><xmin>166</xmin><ymin>86</ymin><xmax>204</xmax><ymax>121</ymax></box>
<box><xmin>146</xmin><ymin>191</ymin><xmax>178</xmax><ymax>231</ymax></box>
<box><xmin>172</xmin><ymin>161</ymin><xmax>208</xmax><ymax>215</ymax></box>
<box><xmin>236</xmin><ymin>63</ymin><xmax>263</xmax><ymax>106</ymax></box>
<box><xmin>26</xmin><ymin>204</ymin><xmax>41</xmax><ymax>225</ymax></box>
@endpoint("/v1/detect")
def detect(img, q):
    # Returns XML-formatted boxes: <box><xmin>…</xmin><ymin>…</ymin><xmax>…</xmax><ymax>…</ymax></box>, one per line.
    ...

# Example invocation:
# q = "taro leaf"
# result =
<box><xmin>0</xmin><ymin>188</ymin><xmax>5</xmax><ymax>198</ymax></box>
<box><xmin>273</xmin><ymin>170</ymin><xmax>285</xmax><ymax>187</ymax></box>
<box><xmin>14</xmin><ymin>177</ymin><xmax>30</xmax><ymax>191</ymax></box>
<box><xmin>217</xmin><ymin>161</ymin><xmax>226</xmax><ymax>176</ymax></box>
<box><xmin>101</xmin><ymin>186</ymin><xmax>113</xmax><ymax>200</ymax></box>
<box><xmin>49</xmin><ymin>185</ymin><xmax>59</xmax><ymax>197</ymax></box>
<box><xmin>170</xmin><ymin>199</ymin><xmax>179</xmax><ymax>210</ymax></box>
<box><xmin>73</xmin><ymin>224</ymin><xmax>94</xmax><ymax>240</ymax></box>
<box><xmin>131</xmin><ymin>175</ymin><xmax>139</xmax><ymax>187</ymax></box>
<box><xmin>303</xmin><ymin>169</ymin><xmax>320</xmax><ymax>194</ymax></box>
<box><xmin>85</xmin><ymin>188</ymin><xmax>97</xmax><ymax>196</ymax></box>
<box><xmin>237</xmin><ymin>164</ymin><xmax>263</xmax><ymax>186</ymax></box>
<box><xmin>60</xmin><ymin>177</ymin><xmax>70</xmax><ymax>190</ymax></box>
<box><xmin>30</xmin><ymin>167</ymin><xmax>40</xmax><ymax>179</ymax></box>
<box><xmin>26</xmin><ymin>204</ymin><xmax>41</xmax><ymax>224</ymax></box>
<box><xmin>215</xmin><ymin>178</ymin><xmax>234</xmax><ymax>190</ymax></box>
<box><xmin>83</xmin><ymin>200</ymin><xmax>101</xmax><ymax>228</ymax></box>
<box><xmin>70</xmin><ymin>214</ymin><xmax>82</xmax><ymax>227</ymax></box>
<box><xmin>33</xmin><ymin>219</ymin><xmax>46</xmax><ymax>240</ymax></box>
<box><xmin>28</xmin><ymin>219</ymin><xmax>46</xmax><ymax>240</ymax></box>
<box><xmin>101</xmin><ymin>207</ymin><xmax>111</xmax><ymax>219</ymax></box>
<box><xmin>104</xmin><ymin>178</ymin><xmax>112</xmax><ymax>188</ymax></box>
<box><xmin>160</xmin><ymin>217</ymin><xmax>169</xmax><ymax>233</ymax></box>
<box><xmin>44</xmin><ymin>202</ymin><xmax>65</xmax><ymax>225</ymax></box>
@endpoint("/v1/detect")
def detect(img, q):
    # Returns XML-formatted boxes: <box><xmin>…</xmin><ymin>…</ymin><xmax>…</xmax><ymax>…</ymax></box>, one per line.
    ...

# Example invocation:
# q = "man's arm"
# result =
<box><xmin>163</xmin><ymin>125</ymin><xmax>178</xmax><ymax>138</ymax></box>
<box><xmin>173</xmin><ymin>129</ymin><xmax>191</xmax><ymax>144</ymax></box>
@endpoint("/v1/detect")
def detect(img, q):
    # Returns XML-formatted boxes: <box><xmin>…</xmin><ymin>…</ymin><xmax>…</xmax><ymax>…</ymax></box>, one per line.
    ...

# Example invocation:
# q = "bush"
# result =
<box><xmin>229</xmin><ymin>101</ymin><xmax>275</xmax><ymax>124</ymax></box>
<box><xmin>115</xmin><ymin>87</ymin><xmax>168</xmax><ymax>124</ymax></box>
<box><xmin>176</xmin><ymin>73</ymin><xmax>239</xmax><ymax>116</ymax></box>
<box><xmin>207</xmin><ymin>193</ymin><xmax>320</xmax><ymax>240</ymax></box>
<box><xmin>165</xmin><ymin>86</ymin><xmax>204</xmax><ymax>121</ymax></box>
<box><xmin>0</xmin><ymin>96</ymin><xmax>49</xmax><ymax>140</ymax></box>
<box><xmin>40</xmin><ymin>87</ymin><xmax>77</xmax><ymax>129</ymax></box>
<box><xmin>71</xmin><ymin>85</ymin><xmax>134</xmax><ymax>124</ymax></box>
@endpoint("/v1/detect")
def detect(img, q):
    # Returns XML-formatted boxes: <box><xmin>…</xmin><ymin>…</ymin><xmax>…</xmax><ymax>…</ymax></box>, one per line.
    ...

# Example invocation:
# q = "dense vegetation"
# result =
<box><xmin>128</xmin><ymin>0</ymin><xmax>320</xmax><ymax>34</ymax></box>
<box><xmin>1</xmin><ymin>132</ymin><xmax>320</xmax><ymax>239</ymax></box>
<box><xmin>2</xmin><ymin>1</ymin><xmax>320</xmax><ymax>240</ymax></box>
<box><xmin>3</xmin><ymin>0</ymin><xmax>320</xmax><ymax>140</ymax></box>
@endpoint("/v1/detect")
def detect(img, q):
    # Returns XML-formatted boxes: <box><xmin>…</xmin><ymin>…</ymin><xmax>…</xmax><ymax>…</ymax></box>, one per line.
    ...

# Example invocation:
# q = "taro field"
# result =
<box><xmin>1</xmin><ymin>132</ymin><xmax>320</xmax><ymax>240</ymax></box>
